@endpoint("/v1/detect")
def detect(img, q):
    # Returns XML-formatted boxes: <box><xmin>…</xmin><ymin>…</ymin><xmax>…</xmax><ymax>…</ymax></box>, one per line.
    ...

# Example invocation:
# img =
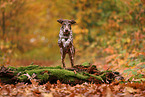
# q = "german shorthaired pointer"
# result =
<box><xmin>57</xmin><ymin>19</ymin><xmax>76</xmax><ymax>68</ymax></box>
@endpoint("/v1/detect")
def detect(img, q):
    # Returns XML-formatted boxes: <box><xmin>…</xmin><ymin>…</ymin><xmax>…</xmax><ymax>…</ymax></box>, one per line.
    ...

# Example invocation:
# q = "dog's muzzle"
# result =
<box><xmin>63</xmin><ymin>29</ymin><xmax>70</xmax><ymax>35</ymax></box>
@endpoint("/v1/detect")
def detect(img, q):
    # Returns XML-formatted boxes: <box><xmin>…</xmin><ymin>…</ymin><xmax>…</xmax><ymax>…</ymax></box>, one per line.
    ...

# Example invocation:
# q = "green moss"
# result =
<box><xmin>100</xmin><ymin>73</ymin><xmax>106</xmax><ymax>80</ymax></box>
<box><xmin>11</xmin><ymin>65</ymin><xmax>62</xmax><ymax>77</ymax></box>
<box><xmin>18</xmin><ymin>75</ymin><xmax>28</xmax><ymax>82</ymax></box>
<box><xmin>38</xmin><ymin>65</ymin><xmax>62</xmax><ymax>69</ymax></box>
<box><xmin>7</xmin><ymin>65</ymin><xmax>109</xmax><ymax>83</ymax></box>
<box><xmin>43</xmin><ymin>73</ymin><xmax>49</xmax><ymax>81</ymax></box>
<box><xmin>8</xmin><ymin>66</ymin><xmax>16</xmax><ymax>70</ymax></box>
<box><xmin>82</xmin><ymin>62</ymin><xmax>90</xmax><ymax>67</ymax></box>
<box><xmin>92</xmin><ymin>65</ymin><xmax>96</xmax><ymax>68</ymax></box>
<box><xmin>102</xmin><ymin>70</ymin><xmax>112</xmax><ymax>73</ymax></box>
<box><xmin>37</xmin><ymin>73</ymin><xmax>49</xmax><ymax>82</ymax></box>
<box><xmin>46</xmin><ymin>69</ymin><xmax>88</xmax><ymax>80</ymax></box>
<box><xmin>65</xmin><ymin>77</ymin><xmax>76</xmax><ymax>82</ymax></box>
<box><xmin>16</xmin><ymin>65</ymin><xmax>62</xmax><ymax>72</ymax></box>
<box><xmin>24</xmin><ymin>70</ymin><xmax>42</xmax><ymax>76</ymax></box>
<box><xmin>1</xmin><ymin>65</ymin><xmax>120</xmax><ymax>84</ymax></box>
<box><xmin>89</xmin><ymin>74</ymin><xmax>104</xmax><ymax>81</ymax></box>
<box><xmin>100</xmin><ymin>73</ymin><xmax>106</xmax><ymax>77</ymax></box>
<box><xmin>17</xmin><ymin>65</ymin><xmax>39</xmax><ymax>71</ymax></box>
<box><xmin>18</xmin><ymin>69</ymin><xmax>89</xmax><ymax>82</ymax></box>
<box><xmin>37</xmin><ymin>75</ymin><xmax>43</xmax><ymax>80</ymax></box>
<box><xmin>83</xmin><ymin>72</ymin><xmax>104</xmax><ymax>82</ymax></box>
<box><xmin>19</xmin><ymin>72</ymin><xmax>49</xmax><ymax>82</ymax></box>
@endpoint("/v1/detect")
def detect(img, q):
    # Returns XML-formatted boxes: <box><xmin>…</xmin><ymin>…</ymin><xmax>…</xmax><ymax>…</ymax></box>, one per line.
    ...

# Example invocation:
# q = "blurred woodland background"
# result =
<box><xmin>0</xmin><ymin>0</ymin><xmax>145</xmax><ymax>78</ymax></box>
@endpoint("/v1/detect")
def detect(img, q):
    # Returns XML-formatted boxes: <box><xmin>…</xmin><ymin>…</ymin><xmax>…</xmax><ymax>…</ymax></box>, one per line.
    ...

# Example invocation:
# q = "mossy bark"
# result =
<box><xmin>0</xmin><ymin>65</ymin><xmax>123</xmax><ymax>84</ymax></box>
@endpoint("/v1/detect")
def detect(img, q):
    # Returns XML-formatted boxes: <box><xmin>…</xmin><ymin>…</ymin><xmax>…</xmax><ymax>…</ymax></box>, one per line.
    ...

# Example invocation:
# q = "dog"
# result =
<box><xmin>57</xmin><ymin>19</ymin><xmax>76</xmax><ymax>68</ymax></box>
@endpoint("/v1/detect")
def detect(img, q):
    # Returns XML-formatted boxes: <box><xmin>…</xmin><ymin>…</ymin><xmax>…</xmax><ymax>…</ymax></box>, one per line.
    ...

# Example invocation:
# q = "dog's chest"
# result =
<box><xmin>63</xmin><ymin>35</ymin><xmax>69</xmax><ymax>41</ymax></box>
<box><xmin>60</xmin><ymin>31</ymin><xmax>70</xmax><ymax>41</ymax></box>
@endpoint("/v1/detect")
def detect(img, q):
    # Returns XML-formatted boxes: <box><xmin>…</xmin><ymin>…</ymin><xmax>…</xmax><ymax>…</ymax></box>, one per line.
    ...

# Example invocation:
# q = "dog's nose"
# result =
<box><xmin>65</xmin><ymin>29</ymin><xmax>68</xmax><ymax>32</ymax></box>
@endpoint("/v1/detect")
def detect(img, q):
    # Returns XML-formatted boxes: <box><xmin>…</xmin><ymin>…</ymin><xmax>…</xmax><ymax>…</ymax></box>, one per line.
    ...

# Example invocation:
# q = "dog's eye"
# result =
<box><xmin>62</xmin><ymin>24</ymin><xmax>66</xmax><ymax>28</ymax></box>
<box><xmin>68</xmin><ymin>24</ymin><xmax>71</xmax><ymax>27</ymax></box>
<box><xmin>68</xmin><ymin>24</ymin><xmax>71</xmax><ymax>29</ymax></box>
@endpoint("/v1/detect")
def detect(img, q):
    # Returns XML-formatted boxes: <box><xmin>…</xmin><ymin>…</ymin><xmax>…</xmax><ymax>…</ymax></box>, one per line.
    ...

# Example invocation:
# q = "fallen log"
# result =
<box><xmin>0</xmin><ymin>64</ymin><xmax>124</xmax><ymax>85</ymax></box>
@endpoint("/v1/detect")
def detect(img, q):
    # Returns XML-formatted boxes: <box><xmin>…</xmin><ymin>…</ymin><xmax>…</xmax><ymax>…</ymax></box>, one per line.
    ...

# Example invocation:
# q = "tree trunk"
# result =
<box><xmin>2</xmin><ymin>9</ymin><xmax>6</xmax><ymax>40</ymax></box>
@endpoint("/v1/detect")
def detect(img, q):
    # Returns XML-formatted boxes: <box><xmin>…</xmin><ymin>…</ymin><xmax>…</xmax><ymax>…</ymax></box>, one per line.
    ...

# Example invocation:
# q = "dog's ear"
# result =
<box><xmin>69</xmin><ymin>20</ymin><xmax>76</xmax><ymax>24</ymax></box>
<box><xmin>57</xmin><ymin>19</ymin><xmax>64</xmax><ymax>24</ymax></box>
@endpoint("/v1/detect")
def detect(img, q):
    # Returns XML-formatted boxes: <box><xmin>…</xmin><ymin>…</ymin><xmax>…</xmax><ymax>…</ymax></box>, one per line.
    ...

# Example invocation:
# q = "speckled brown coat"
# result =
<box><xmin>57</xmin><ymin>19</ymin><xmax>76</xmax><ymax>68</ymax></box>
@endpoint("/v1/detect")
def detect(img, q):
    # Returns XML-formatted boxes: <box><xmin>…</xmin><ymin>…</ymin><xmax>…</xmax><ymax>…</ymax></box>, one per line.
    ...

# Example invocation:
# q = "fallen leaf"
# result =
<box><xmin>124</xmin><ymin>87</ymin><xmax>137</xmax><ymax>93</ymax></box>
<box><xmin>42</xmin><ymin>93</ymin><xmax>53</xmax><ymax>97</ymax></box>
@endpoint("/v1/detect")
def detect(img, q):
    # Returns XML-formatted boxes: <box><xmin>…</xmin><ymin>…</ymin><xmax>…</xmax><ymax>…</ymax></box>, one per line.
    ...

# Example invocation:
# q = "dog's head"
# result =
<box><xmin>57</xmin><ymin>19</ymin><xmax>76</xmax><ymax>35</ymax></box>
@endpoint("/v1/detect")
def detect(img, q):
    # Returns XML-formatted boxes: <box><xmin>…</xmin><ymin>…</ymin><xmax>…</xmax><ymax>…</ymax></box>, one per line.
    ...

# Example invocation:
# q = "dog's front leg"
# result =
<box><xmin>60</xmin><ymin>47</ymin><xmax>66</xmax><ymax>68</ymax></box>
<box><xmin>68</xmin><ymin>49</ymin><xmax>74</xmax><ymax>67</ymax></box>
<box><xmin>62</xmin><ymin>39</ymin><xmax>66</xmax><ymax>47</ymax></box>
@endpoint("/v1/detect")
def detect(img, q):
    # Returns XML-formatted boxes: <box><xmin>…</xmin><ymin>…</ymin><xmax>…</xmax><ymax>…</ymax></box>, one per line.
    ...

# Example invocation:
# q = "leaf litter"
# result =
<box><xmin>0</xmin><ymin>65</ymin><xmax>144</xmax><ymax>96</ymax></box>
<box><xmin>0</xmin><ymin>79</ymin><xmax>145</xmax><ymax>96</ymax></box>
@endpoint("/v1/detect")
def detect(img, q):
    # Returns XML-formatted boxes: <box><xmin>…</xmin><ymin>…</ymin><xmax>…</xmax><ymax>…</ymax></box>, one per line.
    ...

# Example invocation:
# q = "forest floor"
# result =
<box><xmin>0</xmin><ymin>59</ymin><xmax>145</xmax><ymax>96</ymax></box>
